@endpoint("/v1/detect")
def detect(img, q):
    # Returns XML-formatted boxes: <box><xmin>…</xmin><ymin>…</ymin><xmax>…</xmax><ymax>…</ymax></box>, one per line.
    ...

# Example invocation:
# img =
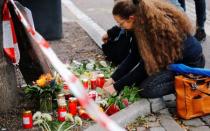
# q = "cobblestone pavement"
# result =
<box><xmin>127</xmin><ymin>94</ymin><xmax>210</xmax><ymax>131</ymax></box>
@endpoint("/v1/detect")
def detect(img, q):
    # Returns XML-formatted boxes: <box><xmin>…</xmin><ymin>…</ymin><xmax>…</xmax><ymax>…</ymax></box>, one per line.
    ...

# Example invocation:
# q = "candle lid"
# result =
<box><xmin>57</xmin><ymin>93</ymin><xmax>65</xmax><ymax>97</ymax></box>
<box><xmin>82</xmin><ymin>79</ymin><xmax>88</xmax><ymax>82</ymax></box>
<box><xmin>69</xmin><ymin>97</ymin><xmax>77</xmax><ymax>102</ymax></box>
<box><xmin>98</xmin><ymin>74</ymin><xmax>104</xmax><ymax>78</ymax></box>
<box><xmin>23</xmin><ymin>110</ymin><xmax>31</xmax><ymax>115</ymax></box>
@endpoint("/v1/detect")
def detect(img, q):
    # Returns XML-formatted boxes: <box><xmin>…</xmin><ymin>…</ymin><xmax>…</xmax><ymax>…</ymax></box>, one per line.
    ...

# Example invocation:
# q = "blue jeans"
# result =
<box><xmin>178</xmin><ymin>0</ymin><xmax>206</xmax><ymax>29</ymax></box>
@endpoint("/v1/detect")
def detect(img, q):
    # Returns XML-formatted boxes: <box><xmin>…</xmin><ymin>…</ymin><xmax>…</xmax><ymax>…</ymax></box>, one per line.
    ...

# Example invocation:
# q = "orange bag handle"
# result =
<box><xmin>187</xmin><ymin>81</ymin><xmax>210</xmax><ymax>96</ymax></box>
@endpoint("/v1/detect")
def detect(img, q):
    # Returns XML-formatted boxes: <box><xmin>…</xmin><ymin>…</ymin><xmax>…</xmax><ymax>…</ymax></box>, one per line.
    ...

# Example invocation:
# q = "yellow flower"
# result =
<box><xmin>39</xmin><ymin>74</ymin><xmax>46</xmax><ymax>80</ymax></box>
<box><xmin>54</xmin><ymin>73</ymin><xmax>63</xmax><ymax>84</ymax></box>
<box><xmin>36</xmin><ymin>73</ymin><xmax>53</xmax><ymax>87</ymax></box>
<box><xmin>45</xmin><ymin>73</ymin><xmax>53</xmax><ymax>82</ymax></box>
<box><xmin>98</xmin><ymin>106</ymin><xmax>104</xmax><ymax>112</ymax></box>
<box><xmin>36</xmin><ymin>78</ymin><xmax>47</xmax><ymax>87</ymax></box>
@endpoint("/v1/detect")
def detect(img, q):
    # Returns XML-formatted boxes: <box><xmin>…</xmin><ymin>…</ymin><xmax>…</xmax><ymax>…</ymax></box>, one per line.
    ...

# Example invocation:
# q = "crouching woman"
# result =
<box><xmin>103</xmin><ymin>0</ymin><xmax>205</xmax><ymax>98</ymax></box>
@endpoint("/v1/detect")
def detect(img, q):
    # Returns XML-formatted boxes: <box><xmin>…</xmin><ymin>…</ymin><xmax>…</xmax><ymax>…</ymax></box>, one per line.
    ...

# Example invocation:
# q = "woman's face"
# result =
<box><xmin>113</xmin><ymin>15</ymin><xmax>135</xmax><ymax>30</ymax></box>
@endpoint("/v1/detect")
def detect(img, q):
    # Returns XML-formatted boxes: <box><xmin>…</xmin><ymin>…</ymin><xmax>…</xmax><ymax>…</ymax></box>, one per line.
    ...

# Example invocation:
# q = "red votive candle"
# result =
<box><xmin>68</xmin><ymin>97</ymin><xmax>78</xmax><ymax>116</ymax></box>
<box><xmin>57</xmin><ymin>105</ymin><xmax>67</xmax><ymax>122</ymax></box>
<box><xmin>22</xmin><ymin>110</ymin><xmax>33</xmax><ymax>129</ymax></box>
<box><xmin>97</xmin><ymin>74</ymin><xmax>105</xmax><ymax>88</ymax></box>
<box><xmin>90</xmin><ymin>78</ymin><xmax>97</xmax><ymax>89</ymax></box>
<box><xmin>82</xmin><ymin>79</ymin><xmax>89</xmax><ymax>89</ymax></box>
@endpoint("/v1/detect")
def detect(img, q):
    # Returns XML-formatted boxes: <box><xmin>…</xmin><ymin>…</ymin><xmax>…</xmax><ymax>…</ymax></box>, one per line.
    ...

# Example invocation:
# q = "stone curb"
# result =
<box><xmin>62</xmin><ymin>0</ymin><xmax>106</xmax><ymax>48</ymax></box>
<box><xmin>160</xmin><ymin>115</ymin><xmax>184</xmax><ymax>131</ymax></box>
<box><xmin>85</xmin><ymin>99</ymin><xmax>151</xmax><ymax>131</ymax></box>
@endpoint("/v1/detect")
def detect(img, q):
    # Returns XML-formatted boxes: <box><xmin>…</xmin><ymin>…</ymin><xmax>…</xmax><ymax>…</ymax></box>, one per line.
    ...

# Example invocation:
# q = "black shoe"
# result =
<box><xmin>195</xmin><ymin>28</ymin><xmax>206</xmax><ymax>42</ymax></box>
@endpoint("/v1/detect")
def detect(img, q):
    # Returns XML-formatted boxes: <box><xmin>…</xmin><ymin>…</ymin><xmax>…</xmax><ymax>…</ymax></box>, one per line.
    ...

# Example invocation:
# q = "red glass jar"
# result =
<box><xmin>63</xmin><ymin>84</ymin><xmax>72</xmax><ymax>100</ymax></box>
<box><xmin>22</xmin><ymin>110</ymin><xmax>33</xmax><ymax>129</ymax></box>
<box><xmin>88</xmin><ymin>91</ymin><xmax>97</xmax><ymax>101</ymax></box>
<box><xmin>90</xmin><ymin>78</ymin><xmax>97</xmax><ymax>89</ymax></box>
<box><xmin>68</xmin><ymin>97</ymin><xmax>78</xmax><ymax>116</ymax></box>
<box><xmin>97</xmin><ymin>74</ymin><xmax>105</xmax><ymax>88</ymax></box>
<box><xmin>82</xmin><ymin>79</ymin><xmax>89</xmax><ymax>89</ymax></box>
<box><xmin>57</xmin><ymin>93</ymin><xmax>67</xmax><ymax>106</ymax></box>
<box><xmin>79</xmin><ymin>108</ymin><xmax>90</xmax><ymax>120</ymax></box>
<box><xmin>57</xmin><ymin>106</ymin><xmax>67</xmax><ymax>122</ymax></box>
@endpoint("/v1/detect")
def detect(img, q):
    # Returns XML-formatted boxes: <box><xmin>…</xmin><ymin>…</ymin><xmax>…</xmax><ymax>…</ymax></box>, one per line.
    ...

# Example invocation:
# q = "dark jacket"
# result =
<box><xmin>111</xmin><ymin>35</ymin><xmax>205</xmax><ymax>92</ymax></box>
<box><xmin>102</xmin><ymin>26</ymin><xmax>133</xmax><ymax>64</ymax></box>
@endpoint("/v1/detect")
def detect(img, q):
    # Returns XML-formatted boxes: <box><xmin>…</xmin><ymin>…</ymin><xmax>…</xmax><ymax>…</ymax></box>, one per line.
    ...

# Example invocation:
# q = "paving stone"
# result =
<box><xmin>189</xmin><ymin>126</ymin><xmax>210</xmax><ymax>131</ymax></box>
<box><xmin>159</xmin><ymin>115</ymin><xmax>184</xmax><ymax>131</ymax></box>
<box><xmin>163</xmin><ymin>94</ymin><xmax>176</xmax><ymax>101</ymax></box>
<box><xmin>159</xmin><ymin>109</ymin><xmax>171</xmax><ymax>116</ymax></box>
<box><xmin>149</xmin><ymin>98</ymin><xmax>166</xmax><ymax>113</ymax></box>
<box><xmin>149</xmin><ymin>127</ymin><xmax>165</xmax><ymax>131</ymax></box>
<box><xmin>147</xmin><ymin>115</ymin><xmax>157</xmax><ymax>122</ymax></box>
<box><xmin>148</xmin><ymin>121</ymin><xmax>161</xmax><ymax>127</ymax></box>
<box><xmin>85</xmin><ymin>99</ymin><xmax>151</xmax><ymax>131</ymax></box>
<box><xmin>168</xmin><ymin>108</ymin><xmax>176</xmax><ymax>115</ymax></box>
<box><xmin>137</xmin><ymin>127</ymin><xmax>147</xmax><ymax>131</ymax></box>
<box><xmin>201</xmin><ymin>115</ymin><xmax>210</xmax><ymax>126</ymax></box>
<box><xmin>182</xmin><ymin>118</ymin><xmax>205</xmax><ymax>127</ymax></box>
<box><xmin>165</xmin><ymin>101</ymin><xmax>176</xmax><ymax>108</ymax></box>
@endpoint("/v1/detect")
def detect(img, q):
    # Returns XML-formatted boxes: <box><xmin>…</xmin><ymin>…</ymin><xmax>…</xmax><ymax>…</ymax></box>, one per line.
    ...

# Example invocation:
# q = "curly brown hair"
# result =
<box><xmin>113</xmin><ymin>0</ymin><xmax>194</xmax><ymax>75</ymax></box>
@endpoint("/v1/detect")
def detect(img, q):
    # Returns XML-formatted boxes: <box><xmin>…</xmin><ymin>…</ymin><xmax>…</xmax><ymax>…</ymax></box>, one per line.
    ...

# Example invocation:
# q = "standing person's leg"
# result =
<box><xmin>194</xmin><ymin>0</ymin><xmax>207</xmax><ymax>41</ymax></box>
<box><xmin>178</xmin><ymin>0</ymin><xmax>186</xmax><ymax>11</ymax></box>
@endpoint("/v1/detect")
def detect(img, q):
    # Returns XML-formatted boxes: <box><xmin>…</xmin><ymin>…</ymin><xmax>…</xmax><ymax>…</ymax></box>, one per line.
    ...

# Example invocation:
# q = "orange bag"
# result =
<box><xmin>175</xmin><ymin>75</ymin><xmax>210</xmax><ymax>119</ymax></box>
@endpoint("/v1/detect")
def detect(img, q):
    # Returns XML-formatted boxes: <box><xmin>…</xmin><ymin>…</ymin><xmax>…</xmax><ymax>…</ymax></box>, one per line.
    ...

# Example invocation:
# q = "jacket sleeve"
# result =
<box><xmin>113</xmin><ymin>61</ymin><xmax>147</xmax><ymax>92</ymax></box>
<box><xmin>111</xmin><ymin>42</ymin><xmax>140</xmax><ymax>81</ymax></box>
<box><xmin>107</xmin><ymin>25</ymin><xmax>122</xmax><ymax>40</ymax></box>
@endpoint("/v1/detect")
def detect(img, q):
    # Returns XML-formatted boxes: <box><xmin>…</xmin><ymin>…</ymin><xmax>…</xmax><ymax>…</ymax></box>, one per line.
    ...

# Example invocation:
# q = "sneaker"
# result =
<box><xmin>195</xmin><ymin>28</ymin><xmax>206</xmax><ymax>42</ymax></box>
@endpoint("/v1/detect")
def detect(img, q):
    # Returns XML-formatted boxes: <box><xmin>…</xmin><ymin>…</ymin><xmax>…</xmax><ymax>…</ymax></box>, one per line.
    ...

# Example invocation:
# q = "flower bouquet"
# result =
<box><xmin>24</xmin><ymin>73</ymin><xmax>62</xmax><ymax>113</ymax></box>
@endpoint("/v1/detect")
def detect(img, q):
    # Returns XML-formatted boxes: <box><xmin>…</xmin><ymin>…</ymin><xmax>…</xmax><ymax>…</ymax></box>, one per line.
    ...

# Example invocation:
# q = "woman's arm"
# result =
<box><xmin>113</xmin><ymin>59</ymin><xmax>147</xmax><ymax>92</ymax></box>
<box><xmin>111</xmin><ymin>42</ymin><xmax>140</xmax><ymax>81</ymax></box>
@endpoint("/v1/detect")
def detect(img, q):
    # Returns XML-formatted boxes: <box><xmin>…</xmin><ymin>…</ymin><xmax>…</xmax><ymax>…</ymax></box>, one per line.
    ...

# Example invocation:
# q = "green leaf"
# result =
<box><xmin>117</xmin><ymin>100</ymin><xmax>126</xmax><ymax>109</ymax></box>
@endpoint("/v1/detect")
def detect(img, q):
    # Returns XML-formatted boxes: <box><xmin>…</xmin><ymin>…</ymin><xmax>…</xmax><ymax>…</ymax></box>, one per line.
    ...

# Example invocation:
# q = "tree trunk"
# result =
<box><xmin>0</xmin><ymin>0</ymin><xmax>20</xmax><ymax>112</ymax></box>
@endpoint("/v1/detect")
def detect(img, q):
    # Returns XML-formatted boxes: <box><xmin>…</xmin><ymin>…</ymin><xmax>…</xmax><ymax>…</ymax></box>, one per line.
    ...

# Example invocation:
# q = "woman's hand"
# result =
<box><xmin>103</xmin><ymin>78</ymin><xmax>115</xmax><ymax>88</ymax></box>
<box><xmin>102</xmin><ymin>33</ymin><xmax>109</xmax><ymax>43</ymax></box>
<box><xmin>103</xmin><ymin>84</ymin><xmax>117</xmax><ymax>96</ymax></box>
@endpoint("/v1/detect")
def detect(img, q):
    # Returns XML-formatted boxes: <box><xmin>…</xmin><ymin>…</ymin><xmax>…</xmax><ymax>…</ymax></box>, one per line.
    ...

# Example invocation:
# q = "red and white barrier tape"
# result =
<box><xmin>6</xmin><ymin>0</ymin><xmax>125</xmax><ymax>130</ymax></box>
<box><xmin>2</xmin><ymin>0</ymin><xmax>20</xmax><ymax>64</ymax></box>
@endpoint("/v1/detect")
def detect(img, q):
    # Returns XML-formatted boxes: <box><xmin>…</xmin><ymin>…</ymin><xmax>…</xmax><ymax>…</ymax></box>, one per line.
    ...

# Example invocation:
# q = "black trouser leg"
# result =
<box><xmin>178</xmin><ymin>0</ymin><xmax>186</xmax><ymax>11</ymax></box>
<box><xmin>139</xmin><ymin>70</ymin><xmax>175</xmax><ymax>98</ymax></box>
<box><xmin>194</xmin><ymin>0</ymin><xmax>206</xmax><ymax>29</ymax></box>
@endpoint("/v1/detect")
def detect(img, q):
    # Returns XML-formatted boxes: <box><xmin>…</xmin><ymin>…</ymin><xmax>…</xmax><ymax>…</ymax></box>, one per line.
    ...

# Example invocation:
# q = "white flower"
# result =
<box><xmin>97</xmin><ymin>100</ymin><xmax>108</xmax><ymax>107</ymax></box>
<box><xmin>33</xmin><ymin>119</ymin><xmax>43</xmax><ymax>125</ymax></box>
<box><xmin>65</xmin><ymin>113</ymin><xmax>74</xmax><ymax>122</ymax></box>
<box><xmin>89</xmin><ymin>59</ymin><xmax>96</xmax><ymax>64</ymax></box>
<box><xmin>32</xmin><ymin>111</ymin><xmax>42</xmax><ymax>120</ymax></box>
<box><xmin>72</xmin><ymin>60</ymin><xmax>82</xmax><ymax>67</ymax></box>
<box><xmin>86</xmin><ymin>63</ymin><xmax>94</xmax><ymax>70</ymax></box>
<box><xmin>41</xmin><ymin>113</ymin><xmax>52</xmax><ymax>121</ymax></box>
<box><xmin>74</xmin><ymin>116</ymin><xmax>83</xmax><ymax>126</ymax></box>
<box><xmin>99</xmin><ymin>61</ymin><xmax>108</xmax><ymax>67</ymax></box>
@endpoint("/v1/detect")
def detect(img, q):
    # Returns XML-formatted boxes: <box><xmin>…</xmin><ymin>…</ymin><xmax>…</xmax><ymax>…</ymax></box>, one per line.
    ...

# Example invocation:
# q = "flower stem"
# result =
<box><xmin>43</xmin><ymin>120</ymin><xmax>51</xmax><ymax>131</ymax></box>
<box><xmin>57</xmin><ymin>121</ymin><xmax>66</xmax><ymax>131</ymax></box>
<box><xmin>63</xmin><ymin>124</ymin><xmax>76</xmax><ymax>131</ymax></box>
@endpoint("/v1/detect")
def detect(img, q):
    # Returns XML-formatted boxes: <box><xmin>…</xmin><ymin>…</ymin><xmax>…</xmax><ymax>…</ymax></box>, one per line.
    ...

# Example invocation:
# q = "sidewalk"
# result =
<box><xmin>60</xmin><ymin>1</ymin><xmax>210</xmax><ymax>131</ymax></box>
